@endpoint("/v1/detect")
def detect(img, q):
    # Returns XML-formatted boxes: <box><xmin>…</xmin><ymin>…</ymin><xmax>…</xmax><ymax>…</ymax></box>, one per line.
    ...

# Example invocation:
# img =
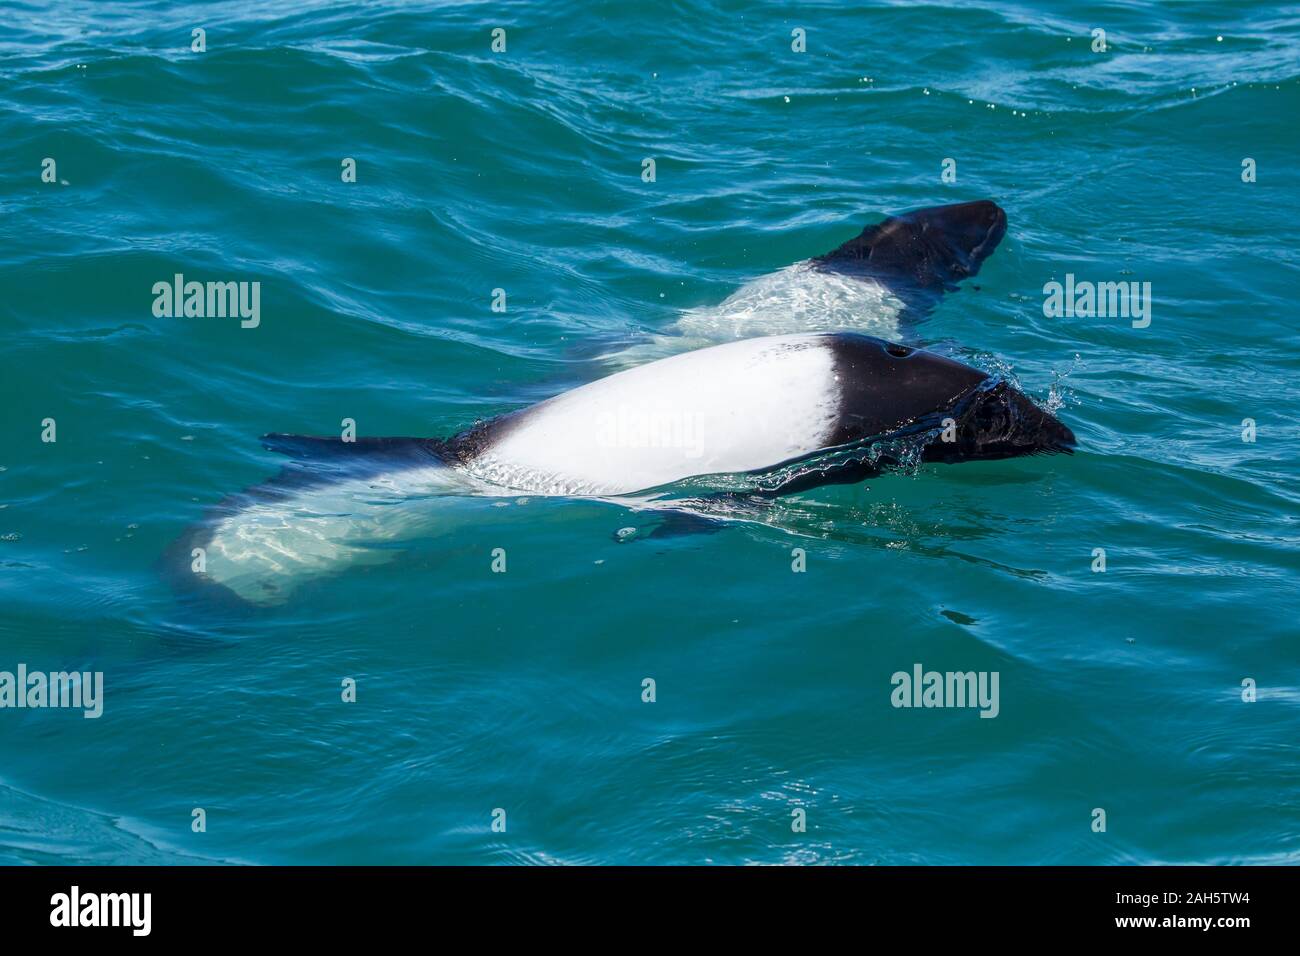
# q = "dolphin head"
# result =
<box><xmin>930</xmin><ymin>379</ymin><xmax>1076</xmax><ymax>462</ymax></box>
<box><xmin>815</xmin><ymin>333</ymin><xmax>1076</xmax><ymax>475</ymax></box>
<box><xmin>816</xmin><ymin>199</ymin><xmax>1009</xmax><ymax>292</ymax></box>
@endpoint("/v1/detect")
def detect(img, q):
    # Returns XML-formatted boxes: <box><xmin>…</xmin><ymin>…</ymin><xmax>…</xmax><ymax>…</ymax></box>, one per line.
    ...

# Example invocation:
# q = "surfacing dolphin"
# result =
<box><xmin>174</xmin><ymin>331</ymin><xmax>1073</xmax><ymax>606</ymax></box>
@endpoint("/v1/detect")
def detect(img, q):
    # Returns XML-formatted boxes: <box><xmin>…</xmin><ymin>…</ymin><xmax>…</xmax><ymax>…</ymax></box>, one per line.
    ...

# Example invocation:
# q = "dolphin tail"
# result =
<box><xmin>163</xmin><ymin>434</ymin><xmax>469</xmax><ymax>608</ymax></box>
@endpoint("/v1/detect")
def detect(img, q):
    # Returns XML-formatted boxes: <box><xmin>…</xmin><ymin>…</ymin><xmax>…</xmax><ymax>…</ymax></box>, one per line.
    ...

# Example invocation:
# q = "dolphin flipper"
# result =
<box><xmin>615</xmin><ymin>509</ymin><xmax>729</xmax><ymax>542</ymax></box>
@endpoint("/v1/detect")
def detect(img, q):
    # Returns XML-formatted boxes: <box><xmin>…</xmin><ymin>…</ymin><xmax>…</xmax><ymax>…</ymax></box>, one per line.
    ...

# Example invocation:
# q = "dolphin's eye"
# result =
<box><xmin>885</xmin><ymin>344</ymin><xmax>913</xmax><ymax>357</ymax></box>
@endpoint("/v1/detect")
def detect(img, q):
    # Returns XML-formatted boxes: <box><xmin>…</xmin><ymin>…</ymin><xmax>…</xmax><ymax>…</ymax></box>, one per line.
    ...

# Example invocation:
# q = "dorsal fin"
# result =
<box><xmin>813</xmin><ymin>199</ymin><xmax>1007</xmax><ymax>294</ymax></box>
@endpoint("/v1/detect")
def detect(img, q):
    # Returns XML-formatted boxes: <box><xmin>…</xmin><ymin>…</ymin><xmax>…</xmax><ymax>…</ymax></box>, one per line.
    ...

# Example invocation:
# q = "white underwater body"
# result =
<box><xmin>200</xmin><ymin>465</ymin><xmax>487</xmax><ymax>605</ymax></box>
<box><xmin>602</xmin><ymin>262</ymin><xmax>906</xmax><ymax>368</ymax></box>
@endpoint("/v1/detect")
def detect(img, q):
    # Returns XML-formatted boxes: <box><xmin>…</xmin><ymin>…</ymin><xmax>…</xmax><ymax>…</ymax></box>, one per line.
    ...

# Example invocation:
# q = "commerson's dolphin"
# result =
<box><xmin>601</xmin><ymin>199</ymin><xmax>1007</xmax><ymax>368</ymax></box>
<box><xmin>176</xmin><ymin>332</ymin><xmax>1072</xmax><ymax>606</ymax></box>
<box><xmin>169</xmin><ymin>200</ymin><xmax>1072</xmax><ymax>606</ymax></box>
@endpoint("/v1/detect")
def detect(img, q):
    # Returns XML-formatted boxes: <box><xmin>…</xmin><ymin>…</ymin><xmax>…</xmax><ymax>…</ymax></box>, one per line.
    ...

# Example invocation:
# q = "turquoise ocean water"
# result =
<box><xmin>1</xmin><ymin>0</ymin><xmax>1298</xmax><ymax>864</ymax></box>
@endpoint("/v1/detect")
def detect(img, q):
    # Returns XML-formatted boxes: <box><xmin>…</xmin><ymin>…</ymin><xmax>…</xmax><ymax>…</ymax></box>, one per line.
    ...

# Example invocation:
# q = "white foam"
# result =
<box><xmin>603</xmin><ymin>262</ymin><xmax>905</xmax><ymax>369</ymax></box>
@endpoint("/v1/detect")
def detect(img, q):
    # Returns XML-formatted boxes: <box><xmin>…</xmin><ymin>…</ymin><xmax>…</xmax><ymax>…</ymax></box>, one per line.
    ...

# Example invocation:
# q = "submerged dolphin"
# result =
<box><xmin>601</xmin><ymin>199</ymin><xmax>1007</xmax><ymax>368</ymax></box>
<box><xmin>176</xmin><ymin>332</ymin><xmax>1073</xmax><ymax>606</ymax></box>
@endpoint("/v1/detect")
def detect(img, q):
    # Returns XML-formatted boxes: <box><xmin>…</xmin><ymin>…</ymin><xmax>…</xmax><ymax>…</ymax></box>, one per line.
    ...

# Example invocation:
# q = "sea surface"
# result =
<box><xmin>1</xmin><ymin>0</ymin><xmax>1298</xmax><ymax>864</ymax></box>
